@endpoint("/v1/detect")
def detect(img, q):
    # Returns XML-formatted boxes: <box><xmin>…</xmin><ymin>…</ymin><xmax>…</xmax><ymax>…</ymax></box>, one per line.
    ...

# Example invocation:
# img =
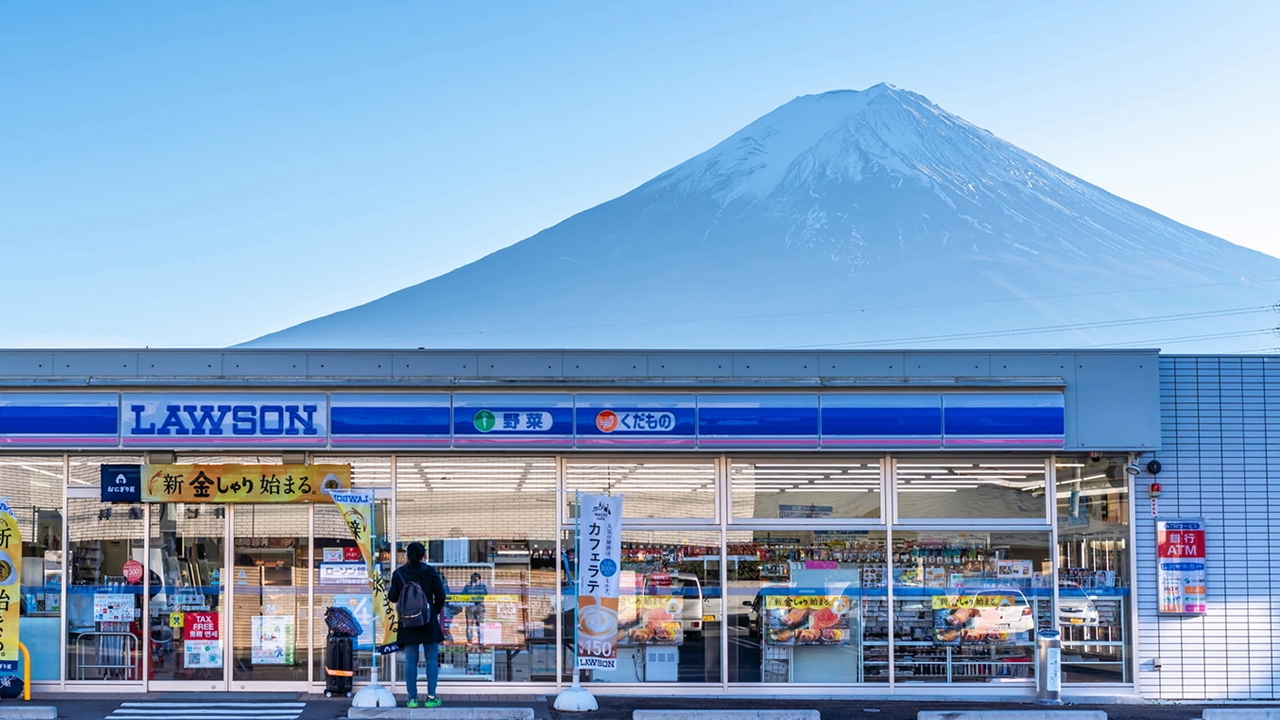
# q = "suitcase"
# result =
<box><xmin>324</xmin><ymin>634</ymin><xmax>355</xmax><ymax>698</ymax></box>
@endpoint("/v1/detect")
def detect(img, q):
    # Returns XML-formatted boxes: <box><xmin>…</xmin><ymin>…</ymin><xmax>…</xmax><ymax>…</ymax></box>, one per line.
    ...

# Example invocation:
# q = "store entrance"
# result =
<box><xmin>147</xmin><ymin>504</ymin><xmax>310</xmax><ymax>692</ymax></box>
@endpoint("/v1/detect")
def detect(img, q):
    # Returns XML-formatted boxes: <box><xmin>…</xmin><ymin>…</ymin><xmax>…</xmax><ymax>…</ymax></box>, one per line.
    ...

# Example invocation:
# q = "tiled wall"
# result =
<box><xmin>1140</xmin><ymin>356</ymin><xmax>1280</xmax><ymax>700</ymax></box>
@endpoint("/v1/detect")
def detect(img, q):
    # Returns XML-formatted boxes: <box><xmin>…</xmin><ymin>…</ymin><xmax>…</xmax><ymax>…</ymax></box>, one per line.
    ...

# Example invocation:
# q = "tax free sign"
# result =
<box><xmin>122</xmin><ymin>393</ymin><xmax>328</xmax><ymax>447</ymax></box>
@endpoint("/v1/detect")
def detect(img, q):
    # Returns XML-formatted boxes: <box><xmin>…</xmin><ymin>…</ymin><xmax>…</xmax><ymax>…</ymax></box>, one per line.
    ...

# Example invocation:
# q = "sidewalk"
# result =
<box><xmin>16</xmin><ymin>691</ymin><xmax>1280</xmax><ymax>720</ymax></box>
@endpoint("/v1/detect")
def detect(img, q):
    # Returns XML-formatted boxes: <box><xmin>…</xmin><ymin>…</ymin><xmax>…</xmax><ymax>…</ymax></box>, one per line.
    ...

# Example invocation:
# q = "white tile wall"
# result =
<box><xmin>1141</xmin><ymin>356</ymin><xmax>1280</xmax><ymax>700</ymax></box>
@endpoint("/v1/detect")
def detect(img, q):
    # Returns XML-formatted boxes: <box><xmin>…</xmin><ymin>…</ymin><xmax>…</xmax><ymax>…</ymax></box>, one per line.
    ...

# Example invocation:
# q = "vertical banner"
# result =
<box><xmin>329</xmin><ymin>490</ymin><xmax>398</xmax><ymax>650</ymax></box>
<box><xmin>1157</xmin><ymin>518</ymin><xmax>1207</xmax><ymax>614</ymax></box>
<box><xmin>575</xmin><ymin>494</ymin><xmax>622</xmax><ymax>670</ymax></box>
<box><xmin>0</xmin><ymin>500</ymin><xmax>19</xmax><ymax>673</ymax></box>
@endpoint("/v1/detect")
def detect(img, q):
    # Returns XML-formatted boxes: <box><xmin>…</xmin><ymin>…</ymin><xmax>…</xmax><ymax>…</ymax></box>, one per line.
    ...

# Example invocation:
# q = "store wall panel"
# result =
<box><xmin>137</xmin><ymin>352</ymin><xmax>225</xmax><ymax>377</ymax></box>
<box><xmin>818</xmin><ymin>353</ymin><xmax>905</xmax><ymax>378</ymax></box>
<box><xmin>903</xmin><ymin>353</ymin><xmax>991</xmax><ymax>377</ymax></box>
<box><xmin>0</xmin><ymin>352</ymin><xmax>54</xmax><ymax>377</ymax></box>
<box><xmin>306</xmin><ymin>353</ymin><xmax>394</xmax><ymax>378</ymax></box>
<box><xmin>52</xmin><ymin>352</ymin><xmax>138</xmax><ymax>377</ymax></box>
<box><xmin>222</xmin><ymin>353</ymin><xmax>308</xmax><ymax>377</ymax></box>
<box><xmin>1142</xmin><ymin>356</ymin><xmax>1280</xmax><ymax>700</ymax></box>
<box><xmin>1072</xmin><ymin>352</ymin><xmax>1160</xmax><ymax>451</ymax></box>
<box><xmin>393</xmin><ymin>353</ymin><xmax>479</xmax><ymax>378</ymax></box>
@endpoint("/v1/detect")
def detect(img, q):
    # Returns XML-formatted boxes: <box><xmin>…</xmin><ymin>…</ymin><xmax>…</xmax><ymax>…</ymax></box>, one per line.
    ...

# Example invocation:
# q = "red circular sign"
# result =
<box><xmin>596</xmin><ymin>410</ymin><xmax>619</xmax><ymax>433</ymax></box>
<box><xmin>123</xmin><ymin>559</ymin><xmax>144</xmax><ymax>584</ymax></box>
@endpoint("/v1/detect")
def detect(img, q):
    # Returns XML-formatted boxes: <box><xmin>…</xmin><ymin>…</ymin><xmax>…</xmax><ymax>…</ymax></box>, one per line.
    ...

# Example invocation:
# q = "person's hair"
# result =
<box><xmin>406</xmin><ymin>541</ymin><xmax>426</xmax><ymax>567</ymax></box>
<box><xmin>471</xmin><ymin>573</ymin><xmax>481</xmax><ymax>582</ymax></box>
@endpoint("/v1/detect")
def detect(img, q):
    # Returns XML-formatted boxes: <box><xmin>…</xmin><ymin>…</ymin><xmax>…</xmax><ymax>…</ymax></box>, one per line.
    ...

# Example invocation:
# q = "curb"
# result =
<box><xmin>1202</xmin><ymin>711</ymin><xmax>1280</xmax><ymax>720</ymax></box>
<box><xmin>629</xmin><ymin>707</ymin><xmax>819</xmax><ymax>712</ymax></box>
<box><xmin>0</xmin><ymin>707</ymin><xmax>58</xmax><ymax>720</ymax></box>
<box><xmin>916</xmin><ymin>707</ymin><xmax>1105</xmax><ymax>712</ymax></box>
<box><xmin>348</xmin><ymin>708</ymin><xmax>535</xmax><ymax>719</ymax></box>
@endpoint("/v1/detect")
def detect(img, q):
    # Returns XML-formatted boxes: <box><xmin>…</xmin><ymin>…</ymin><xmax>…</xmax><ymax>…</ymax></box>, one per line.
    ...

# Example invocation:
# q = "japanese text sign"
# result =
<box><xmin>140</xmin><ymin>464</ymin><xmax>350</xmax><ymax>503</ymax></box>
<box><xmin>1157</xmin><ymin>518</ymin><xmax>1207</xmax><ymax>614</ymax></box>
<box><xmin>576</xmin><ymin>494</ymin><xmax>622</xmax><ymax>670</ymax></box>
<box><xmin>0</xmin><ymin>501</ymin><xmax>20</xmax><ymax>672</ymax></box>
<box><xmin>184</xmin><ymin>611</ymin><xmax>219</xmax><ymax>640</ymax></box>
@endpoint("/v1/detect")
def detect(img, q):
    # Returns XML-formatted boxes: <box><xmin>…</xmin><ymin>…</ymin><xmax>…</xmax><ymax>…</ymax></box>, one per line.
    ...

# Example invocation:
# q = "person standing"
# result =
<box><xmin>389</xmin><ymin>541</ymin><xmax>447</xmax><ymax>709</ymax></box>
<box><xmin>461</xmin><ymin>572</ymin><xmax>488</xmax><ymax>644</ymax></box>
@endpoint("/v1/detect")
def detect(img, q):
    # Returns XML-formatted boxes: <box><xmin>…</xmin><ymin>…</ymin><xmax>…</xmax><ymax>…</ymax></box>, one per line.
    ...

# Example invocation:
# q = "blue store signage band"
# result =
<box><xmin>0</xmin><ymin>391</ymin><xmax>1065</xmax><ymax>451</ymax></box>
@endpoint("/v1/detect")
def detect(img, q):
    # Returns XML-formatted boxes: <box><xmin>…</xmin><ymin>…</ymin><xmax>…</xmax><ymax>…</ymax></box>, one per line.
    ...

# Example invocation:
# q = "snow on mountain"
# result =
<box><xmin>243</xmin><ymin>84</ymin><xmax>1280</xmax><ymax>352</ymax></box>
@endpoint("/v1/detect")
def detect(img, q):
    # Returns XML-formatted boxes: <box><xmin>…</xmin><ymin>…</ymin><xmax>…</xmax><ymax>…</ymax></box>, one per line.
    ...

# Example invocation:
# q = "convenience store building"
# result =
<box><xmin>0</xmin><ymin>348</ymin><xmax>1271</xmax><ymax>701</ymax></box>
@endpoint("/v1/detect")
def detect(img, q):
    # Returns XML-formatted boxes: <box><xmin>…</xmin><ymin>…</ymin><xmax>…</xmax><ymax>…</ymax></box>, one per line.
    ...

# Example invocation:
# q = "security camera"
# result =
<box><xmin>1125</xmin><ymin>463</ymin><xmax>1140</xmax><ymax>476</ymax></box>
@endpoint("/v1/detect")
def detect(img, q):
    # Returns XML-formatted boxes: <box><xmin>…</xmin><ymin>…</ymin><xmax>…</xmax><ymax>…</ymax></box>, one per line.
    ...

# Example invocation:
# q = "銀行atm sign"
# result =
<box><xmin>1157</xmin><ymin>518</ymin><xmax>1208</xmax><ymax>615</ymax></box>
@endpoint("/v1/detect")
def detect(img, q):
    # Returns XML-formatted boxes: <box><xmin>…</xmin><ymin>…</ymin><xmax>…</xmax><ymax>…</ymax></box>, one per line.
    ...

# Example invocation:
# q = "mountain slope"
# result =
<box><xmin>244</xmin><ymin>84</ymin><xmax>1280</xmax><ymax>352</ymax></box>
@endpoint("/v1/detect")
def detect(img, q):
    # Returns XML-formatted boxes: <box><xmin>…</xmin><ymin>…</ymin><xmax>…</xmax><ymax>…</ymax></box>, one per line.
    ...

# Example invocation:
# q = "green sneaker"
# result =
<box><xmin>424</xmin><ymin>696</ymin><xmax>443</xmax><ymax>708</ymax></box>
<box><xmin>406</xmin><ymin>698</ymin><xmax>420</xmax><ymax>708</ymax></box>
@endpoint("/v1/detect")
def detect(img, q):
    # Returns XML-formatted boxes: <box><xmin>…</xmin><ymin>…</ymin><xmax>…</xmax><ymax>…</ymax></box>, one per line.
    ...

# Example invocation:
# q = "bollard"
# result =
<box><xmin>1037</xmin><ymin>630</ymin><xmax>1063</xmax><ymax>705</ymax></box>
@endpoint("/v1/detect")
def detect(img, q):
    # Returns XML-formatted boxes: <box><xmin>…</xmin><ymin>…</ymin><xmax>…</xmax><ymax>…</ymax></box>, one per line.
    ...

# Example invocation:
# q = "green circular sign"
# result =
<box><xmin>473</xmin><ymin>409</ymin><xmax>496</xmax><ymax>433</ymax></box>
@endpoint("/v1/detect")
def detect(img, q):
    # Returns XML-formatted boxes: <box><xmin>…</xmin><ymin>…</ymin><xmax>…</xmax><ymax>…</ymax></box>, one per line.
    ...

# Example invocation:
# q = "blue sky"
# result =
<box><xmin>3</xmin><ymin>1</ymin><xmax>1277</xmax><ymax>347</ymax></box>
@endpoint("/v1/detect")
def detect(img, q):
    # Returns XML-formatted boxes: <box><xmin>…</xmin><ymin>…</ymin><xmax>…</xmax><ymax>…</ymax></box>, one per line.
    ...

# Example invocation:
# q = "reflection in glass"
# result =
<box><xmin>232</xmin><ymin>505</ymin><xmax>309</xmax><ymax>683</ymax></box>
<box><xmin>1</xmin><ymin>457</ymin><xmax>64</xmax><ymax>681</ymax></box>
<box><xmin>1056</xmin><ymin>455</ymin><xmax>1131</xmax><ymax>683</ymax></box>
<box><xmin>727</xmin><ymin>531</ymin><xmax>888</xmax><ymax>683</ymax></box>
<box><xmin>731</xmin><ymin>460</ymin><xmax>882</xmax><ymax>520</ymax></box>
<box><xmin>565</xmin><ymin>461</ymin><xmax>716</xmax><ymax>519</ymax></box>
<box><xmin>895</xmin><ymin>459</ymin><xmax>1048</xmax><ymax>520</ymax></box>
<box><xmin>563</xmin><ymin>529</ymin><xmax>721</xmax><ymax>683</ymax></box>
<box><xmin>395</xmin><ymin>456</ymin><xmax>558</xmax><ymax>686</ymax></box>
<box><xmin>891</xmin><ymin>531</ymin><xmax>1050</xmax><ymax>683</ymax></box>
<box><xmin>149</xmin><ymin>503</ymin><xmax>226</xmax><ymax>684</ymax></box>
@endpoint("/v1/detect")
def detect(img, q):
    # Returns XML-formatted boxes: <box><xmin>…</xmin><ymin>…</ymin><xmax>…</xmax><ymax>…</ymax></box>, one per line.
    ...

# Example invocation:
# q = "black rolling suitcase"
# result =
<box><xmin>324</xmin><ymin>634</ymin><xmax>355</xmax><ymax>698</ymax></box>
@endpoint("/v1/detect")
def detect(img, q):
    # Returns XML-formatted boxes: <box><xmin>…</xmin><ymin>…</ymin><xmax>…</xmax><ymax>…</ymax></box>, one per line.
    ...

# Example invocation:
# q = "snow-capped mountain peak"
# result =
<box><xmin>242</xmin><ymin>85</ymin><xmax>1280</xmax><ymax>352</ymax></box>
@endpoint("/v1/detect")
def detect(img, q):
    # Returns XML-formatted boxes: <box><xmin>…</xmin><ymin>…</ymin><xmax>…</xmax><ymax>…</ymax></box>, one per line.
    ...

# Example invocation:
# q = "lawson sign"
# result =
<box><xmin>122</xmin><ymin>393</ymin><xmax>328</xmax><ymax>447</ymax></box>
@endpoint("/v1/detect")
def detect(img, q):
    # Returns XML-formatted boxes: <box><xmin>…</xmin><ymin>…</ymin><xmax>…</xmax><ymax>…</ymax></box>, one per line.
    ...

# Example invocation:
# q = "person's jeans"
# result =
<box><xmin>404</xmin><ymin>642</ymin><xmax>440</xmax><ymax>699</ymax></box>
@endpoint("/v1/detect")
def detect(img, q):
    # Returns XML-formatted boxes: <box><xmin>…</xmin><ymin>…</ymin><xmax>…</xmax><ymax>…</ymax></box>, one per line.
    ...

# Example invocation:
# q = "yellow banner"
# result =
<box><xmin>932</xmin><ymin>594</ymin><xmax>1015</xmax><ymax>610</ymax></box>
<box><xmin>329</xmin><ymin>491</ymin><xmax>397</xmax><ymax>649</ymax></box>
<box><xmin>0</xmin><ymin>503</ymin><xmax>21</xmax><ymax>671</ymax></box>
<box><xmin>142</xmin><ymin>464</ymin><xmax>350</xmax><ymax>503</ymax></box>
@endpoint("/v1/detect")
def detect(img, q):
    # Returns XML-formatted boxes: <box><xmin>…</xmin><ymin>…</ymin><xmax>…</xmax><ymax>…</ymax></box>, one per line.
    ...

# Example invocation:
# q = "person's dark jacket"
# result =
<box><xmin>388</xmin><ymin>561</ymin><xmax>447</xmax><ymax>645</ymax></box>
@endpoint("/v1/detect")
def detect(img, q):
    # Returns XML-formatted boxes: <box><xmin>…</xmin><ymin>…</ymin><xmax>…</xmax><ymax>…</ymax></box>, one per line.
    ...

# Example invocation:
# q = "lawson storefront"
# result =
<box><xmin>0</xmin><ymin>349</ymin><xmax>1159</xmax><ymax>698</ymax></box>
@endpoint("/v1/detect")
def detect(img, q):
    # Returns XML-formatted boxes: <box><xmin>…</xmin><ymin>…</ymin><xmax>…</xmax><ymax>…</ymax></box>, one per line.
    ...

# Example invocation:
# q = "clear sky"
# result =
<box><xmin>3</xmin><ymin>1</ymin><xmax>1277</xmax><ymax>347</ymax></box>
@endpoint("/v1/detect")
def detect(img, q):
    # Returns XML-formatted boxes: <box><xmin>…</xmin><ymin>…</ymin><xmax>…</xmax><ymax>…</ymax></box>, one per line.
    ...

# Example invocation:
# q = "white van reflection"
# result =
<box><xmin>1058</xmin><ymin>580</ymin><xmax>1101</xmax><ymax>626</ymax></box>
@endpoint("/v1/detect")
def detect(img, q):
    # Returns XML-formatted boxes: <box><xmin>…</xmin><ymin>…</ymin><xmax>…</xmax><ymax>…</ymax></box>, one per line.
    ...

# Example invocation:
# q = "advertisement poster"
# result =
<box><xmin>333</xmin><ymin>594</ymin><xmax>375</xmax><ymax>651</ymax></box>
<box><xmin>251</xmin><ymin>615</ymin><xmax>295</xmax><ymax>665</ymax></box>
<box><xmin>0</xmin><ymin>501</ymin><xmax>21</xmax><ymax>673</ymax></box>
<box><xmin>445</xmin><ymin>592</ymin><xmax>521</xmax><ymax>647</ymax></box>
<box><xmin>932</xmin><ymin>594</ymin><xmax>1033</xmax><ymax>645</ymax></box>
<box><xmin>319</xmin><ymin>562</ymin><xmax>370</xmax><ymax>585</ymax></box>
<box><xmin>575</xmin><ymin>494</ymin><xmax>622</xmax><ymax>670</ymax></box>
<box><xmin>1157</xmin><ymin>518</ymin><xmax>1207</xmax><ymax>614</ymax></box>
<box><xmin>183</xmin><ymin>611</ymin><xmax>222</xmax><ymax>668</ymax></box>
<box><xmin>763</xmin><ymin>594</ymin><xmax>852</xmax><ymax>646</ymax></box>
<box><xmin>618</xmin><ymin>594</ymin><xmax>683</xmax><ymax>646</ymax></box>
<box><xmin>141</xmin><ymin>464</ymin><xmax>351</xmax><ymax>503</ymax></box>
<box><xmin>92</xmin><ymin>593</ymin><xmax>135</xmax><ymax>622</ymax></box>
<box><xmin>328</xmin><ymin>490</ymin><xmax>397</xmax><ymax>650</ymax></box>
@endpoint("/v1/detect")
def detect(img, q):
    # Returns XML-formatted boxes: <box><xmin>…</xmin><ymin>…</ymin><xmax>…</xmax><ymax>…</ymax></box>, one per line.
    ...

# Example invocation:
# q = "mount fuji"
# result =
<box><xmin>244</xmin><ymin>84</ymin><xmax>1280</xmax><ymax>352</ymax></box>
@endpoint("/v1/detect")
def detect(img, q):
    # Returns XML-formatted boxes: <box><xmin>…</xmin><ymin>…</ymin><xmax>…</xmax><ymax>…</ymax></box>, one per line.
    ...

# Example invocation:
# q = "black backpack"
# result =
<box><xmin>398</xmin><ymin>568</ymin><xmax>432</xmax><ymax>629</ymax></box>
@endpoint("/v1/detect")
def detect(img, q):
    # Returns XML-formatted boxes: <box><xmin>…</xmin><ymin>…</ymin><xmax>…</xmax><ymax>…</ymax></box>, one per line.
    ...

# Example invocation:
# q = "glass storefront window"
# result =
<box><xmin>394</xmin><ymin>457</ymin><xmax>558</xmax><ymax>686</ymax></box>
<box><xmin>1055</xmin><ymin>455</ymin><xmax>1131</xmax><ymax>683</ymax></box>
<box><xmin>895</xmin><ymin>458</ymin><xmax>1049</xmax><ymax>521</ymax></box>
<box><xmin>730</xmin><ymin>459</ymin><xmax>882</xmax><ymax>520</ymax></box>
<box><xmin>565</xmin><ymin>460</ymin><xmax>717</xmax><ymax>520</ymax></box>
<box><xmin>67</xmin><ymin>496</ymin><xmax>145</xmax><ymax>682</ymax></box>
<box><xmin>727</xmin><ymin>531</ymin><xmax>888</xmax><ymax>683</ymax></box>
<box><xmin>563</xmin><ymin>529</ymin><xmax>721</xmax><ymax>684</ymax></box>
<box><xmin>231</xmin><ymin>505</ymin><xmax>309</xmax><ymax>684</ymax></box>
<box><xmin>0</xmin><ymin>457</ymin><xmax>64</xmax><ymax>681</ymax></box>
<box><xmin>891</xmin><ymin>531</ymin><xmax>1051</xmax><ymax>683</ymax></box>
<box><xmin>315</xmin><ymin>499</ymin><xmax>390</xmax><ymax>685</ymax></box>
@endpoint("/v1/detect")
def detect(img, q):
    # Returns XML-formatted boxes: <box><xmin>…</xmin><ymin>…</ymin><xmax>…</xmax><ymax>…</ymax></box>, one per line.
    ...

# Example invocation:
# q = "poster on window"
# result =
<box><xmin>575</xmin><ymin>493</ymin><xmax>622</xmax><ymax>670</ymax></box>
<box><xmin>931</xmin><ymin>594</ymin><xmax>1033</xmax><ymax>645</ymax></box>
<box><xmin>1157</xmin><ymin>518</ymin><xmax>1207</xmax><ymax>614</ymax></box>
<box><xmin>183</xmin><ymin>610</ymin><xmax>223</xmax><ymax>668</ymax></box>
<box><xmin>618</xmin><ymin>594</ymin><xmax>684</xmax><ymax>646</ymax></box>
<box><xmin>251</xmin><ymin>615</ymin><xmax>295</xmax><ymax>665</ymax></box>
<box><xmin>763</xmin><ymin>594</ymin><xmax>852</xmax><ymax>646</ymax></box>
